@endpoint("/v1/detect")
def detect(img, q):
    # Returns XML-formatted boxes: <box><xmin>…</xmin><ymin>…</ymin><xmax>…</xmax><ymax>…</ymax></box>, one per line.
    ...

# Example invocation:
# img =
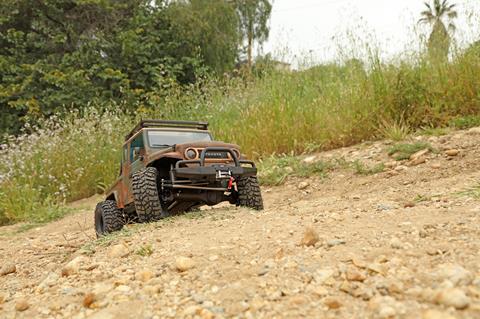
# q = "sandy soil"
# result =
<box><xmin>1</xmin><ymin>128</ymin><xmax>480</xmax><ymax>319</ymax></box>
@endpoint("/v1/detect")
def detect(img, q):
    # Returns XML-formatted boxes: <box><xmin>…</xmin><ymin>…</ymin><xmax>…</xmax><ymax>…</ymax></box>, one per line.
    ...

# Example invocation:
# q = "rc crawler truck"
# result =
<box><xmin>94</xmin><ymin>120</ymin><xmax>263</xmax><ymax>236</ymax></box>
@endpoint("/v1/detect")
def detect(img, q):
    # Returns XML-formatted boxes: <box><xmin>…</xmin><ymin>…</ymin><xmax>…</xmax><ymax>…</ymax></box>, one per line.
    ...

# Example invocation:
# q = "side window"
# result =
<box><xmin>130</xmin><ymin>134</ymin><xmax>145</xmax><ymax>162</ymax></box>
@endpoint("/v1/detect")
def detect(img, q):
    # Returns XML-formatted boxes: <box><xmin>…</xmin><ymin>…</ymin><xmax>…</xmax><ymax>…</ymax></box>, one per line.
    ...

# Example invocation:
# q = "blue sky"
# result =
<box><xmin>263</xmin><ymin>0</ymin><xmax>480</xmax><ymax>66</ymax></box>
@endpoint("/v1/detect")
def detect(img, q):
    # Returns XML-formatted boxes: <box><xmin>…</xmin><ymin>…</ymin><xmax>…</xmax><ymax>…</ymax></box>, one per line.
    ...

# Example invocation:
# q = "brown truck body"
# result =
<box><xmin>104</xmin><ymin>120</ymin><xmax>257</xmax><ymax>215</ymax></box>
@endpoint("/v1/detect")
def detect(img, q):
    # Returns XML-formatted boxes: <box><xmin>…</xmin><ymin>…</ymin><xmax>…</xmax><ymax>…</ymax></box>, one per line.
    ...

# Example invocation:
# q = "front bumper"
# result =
<box><xmin>172</xmin><ymin>147</ymin><xmax>257</xmax><ymax>181</ymax></box>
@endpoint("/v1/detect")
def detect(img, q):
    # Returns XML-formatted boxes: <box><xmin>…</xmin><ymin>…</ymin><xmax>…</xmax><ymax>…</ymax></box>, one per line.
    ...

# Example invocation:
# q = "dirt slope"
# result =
<box><xmin>1</xmin><ymin>128</ymin><xmax>480</xmax><ymax>319</ymax></box>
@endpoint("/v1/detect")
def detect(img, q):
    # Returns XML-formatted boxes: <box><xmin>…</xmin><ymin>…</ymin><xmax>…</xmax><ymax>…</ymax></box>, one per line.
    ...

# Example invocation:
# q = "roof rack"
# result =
<box><xmin>125</xmin><ymin>120</ymin><xmax>209</xmax><ymax>140</ymax></box>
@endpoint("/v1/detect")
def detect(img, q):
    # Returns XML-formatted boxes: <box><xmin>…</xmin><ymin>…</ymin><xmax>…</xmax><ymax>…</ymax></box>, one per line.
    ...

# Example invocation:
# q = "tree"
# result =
<box><xmin>234</xmin><ymin>0</ymin><xmax>272</xmax><ymax>70</ymax></box>
<box><xmin>419</xmin><ymin>0</ymin><xmax>458</xmax><ymax>61</ymax></box>
<box><xmin>166</xmin><ymin>0</ymin><xmax>240</xmax><ymax>75</ymax></box>
<box><xmin>0</xmin><ymin>0</ymin><xmax>246</xmax><ymax>136</ymax></box>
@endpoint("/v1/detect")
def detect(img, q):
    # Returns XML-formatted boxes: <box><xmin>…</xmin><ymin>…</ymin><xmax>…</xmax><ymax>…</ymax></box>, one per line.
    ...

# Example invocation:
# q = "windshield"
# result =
<box><xmin>147</xmin><ymin>130</ymin><xmax>212</xmax><ymax>147</ymax></box>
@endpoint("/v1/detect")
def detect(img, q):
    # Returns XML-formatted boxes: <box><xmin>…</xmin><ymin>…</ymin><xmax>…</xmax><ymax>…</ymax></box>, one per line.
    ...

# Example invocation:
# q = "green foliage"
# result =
<box><xmin>449</xmin><ymin>115</ymin><xmax>480</xmax><ymax>129</ymax></box>
<box><xmin>419</xmin><ymin>126</ymin><xmax>452</xmax><ymax>136</ymax></box>
<box><xmin>136</xmin><ymin>244</ymin><xmax>154</xmax><ymax>257</ymax></box>
<box><xmin>257</xmin><ymin>155</ymin><xmax>332</xmax><ymax>186</ymax></box>
<box><xmin>0</xmin><ymin>0</ymin><xmax>244</xmax><ymax>136</ymax></box>
<box><xmin>419</xmin><ymin>0</ymin><xmax>458</xmax><ymax>61</ymax></box>
<box><xmin>352</xmin><ymin>161</ymin><xmax>385</xmax><ymax>176</ymax></box>
<box><xmin>387</xmin><ymin>142</ymin><xmax>434</xmax><ymax>161</ymax></box>
<box><xmin>0</xmin><ymin>107</ymin><xmax>133</xmax><ymax>224</ymax></box>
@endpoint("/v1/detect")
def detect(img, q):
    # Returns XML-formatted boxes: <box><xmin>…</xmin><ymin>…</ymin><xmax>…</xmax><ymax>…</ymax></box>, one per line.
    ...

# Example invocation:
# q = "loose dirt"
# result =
<box><xmin>1</xmin><ymin>128</ymin><xmax>480</xmax><ymax>319</ymax></box>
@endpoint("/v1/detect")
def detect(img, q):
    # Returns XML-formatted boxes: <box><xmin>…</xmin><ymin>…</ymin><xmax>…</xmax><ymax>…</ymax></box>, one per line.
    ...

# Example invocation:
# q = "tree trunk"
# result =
<box><xmin>247</xmin><ymin>30</ymin><xmax>253</xmax><ymax>71</ymax></box>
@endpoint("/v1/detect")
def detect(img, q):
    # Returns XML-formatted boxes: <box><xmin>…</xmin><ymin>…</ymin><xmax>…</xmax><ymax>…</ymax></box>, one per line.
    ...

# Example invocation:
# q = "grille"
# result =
<box><xmin>204</xmin><ymin>151</ymin><xmax>229</xmax><ymax>159</ymax></box>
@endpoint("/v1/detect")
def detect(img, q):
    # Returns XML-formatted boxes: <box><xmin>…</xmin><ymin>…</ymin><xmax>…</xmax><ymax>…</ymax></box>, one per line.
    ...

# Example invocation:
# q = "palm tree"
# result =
<box><xmin>419</xmin><ymin>0</ymin><xmax>458</xmax><ymax>61</ymax></box>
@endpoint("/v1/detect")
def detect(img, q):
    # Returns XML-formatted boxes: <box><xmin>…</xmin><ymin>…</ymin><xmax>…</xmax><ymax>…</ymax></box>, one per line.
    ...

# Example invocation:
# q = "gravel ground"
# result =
<box><xmin>1</xmin><ymin>128</ymin><xmax>480</xmax><ymax>319</ymax></box>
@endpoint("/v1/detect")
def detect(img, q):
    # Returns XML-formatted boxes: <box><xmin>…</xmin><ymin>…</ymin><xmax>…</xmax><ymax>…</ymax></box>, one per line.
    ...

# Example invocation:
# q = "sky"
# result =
<box><xmin>262</xmin><ymin>0</ymin><xmax>480</xmax><ymax>66</ymax></box>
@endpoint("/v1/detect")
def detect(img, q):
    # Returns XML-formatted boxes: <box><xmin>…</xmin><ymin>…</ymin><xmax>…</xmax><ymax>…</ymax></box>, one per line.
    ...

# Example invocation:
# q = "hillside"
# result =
<box><xmin>1</xmin><ymin>127</ymin><xmax>480</xmax><ymax>318</ymax></box>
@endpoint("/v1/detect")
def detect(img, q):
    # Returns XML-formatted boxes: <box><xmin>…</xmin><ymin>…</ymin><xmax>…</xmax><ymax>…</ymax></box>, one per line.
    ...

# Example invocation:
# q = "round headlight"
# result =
<box><xmin>185</xmin><ymin>148</ymin><xmax>197</xmax><ymax>159</ymax></box>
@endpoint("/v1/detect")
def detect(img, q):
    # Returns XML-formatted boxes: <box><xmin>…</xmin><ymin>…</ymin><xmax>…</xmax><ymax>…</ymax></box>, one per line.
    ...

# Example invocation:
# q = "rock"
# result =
<box><xmin>435</xmin><ymin>264</ymin><xmax>473</xmax><ymax>286</ymax></box>
<box><xmin>403</xmin><ymin>201</ymin><xmax>416</xmax><ymax>208</ymax></box>
<box><xmin>61</xmin><ymin>256</ymin><xmax>87</xmax><ymax>277</ymax></box>
<box><xmin>410</xmin><ymin>149</ymin><xmax>430</xmax><ymax>161</ymax></box>
<box><xmin>303</xmin><ymin>155</ymin><xmax>317</xmax><ymax>164</ymax></box>
<box><xmin>196</xmin><ymin>308</ymin><xmax>215</xmax><ymax>319</ymax></box>
<box><xmin>257</xmin><ymin>267</ymin><xmax>269</xmax><ymax>276</ymax></box>
<box><xmin>339</xmin><ymin>280</ymin><xmax>353</xmax><ymax>294</ymax></box>
<box><xmin>352</xmin><ymin>257</ymin><xmax>367</xmax><ymax>269</ymax></box>
<box><xmin>422</xmin><ymin>310</ymin><xmax>456</xmax><ymax>319</ymax></box>
<box><xmin>367</xmin><ymin>263</ymin><xmax>386</xmax><ymax>275</ymax></box>
<box><xmin>0</xmin><ymin>263</ymin><xmax>16</xmax><ymax>276</ymax></box>
<box><xmin>368</xmin><ymin>296</ymin><xmax>404</xmax><ymax>318</ymax></box>
<box><xmin>384</xmin><ymin>161</ymin><xmax>398</xmax><ymax>168</ymax></box>
<box><xmin>183</xmin><ymin>305</ymin><xmax>200</xmax><ymax>316</ymax></box>
<box><xmin>346</xmin><ymin>267</ymin><xmax>366</xmax><ymax>282</ymax></box>
<box><xmin>390</xmin><ymin>237</ymin><xmax>404</xmax><ymax>249</ymax></box>
<box><xmin>324</xmin><ymin>297</ymin><xmax>342</xmax><ymax>309</ymax></box>
<box><xmin>274</xmin><ymin>248</ymin><xmax>284</xmax><ymax>260</ymax></box>
<box><xmin>409</xmin><ymin>156</ymin><xmax>426</xmax><ymax>166</ymax></box>
<box><xmin>314</xmin><ymin>268</ymin><xmax>336</xmax><ymax>285</ymax></box>
<box><xmin>37</xmin><ymin>273</ymin><xmax>60</xmax><ymax>292</ymax></box>
<box><xmin>468</xmin><ymin>127</ymin><xmax>480</xmax><ymax>135</ymax></box>
<box><xmin>135</xmin><ymin>270</ymin><xmax>154</xmax><ymax>282</ymax></box>
<box><xmin>83</xmin><ymin>293</ymin><xmax>96</xmax><ymax>308</ymax></box>
<box><xmin>394</xmin><ymin>165</ymin><xmax>408</xmax><ymax>172</ymax></box>
<box><xmin>327</xmin><ymin>239</ymin><xmax>346</xmax><ymax>247</ymax></box>
<box><xmin>298</xmin><ymin>181</ymin><xmax>310</xmax><ymax>190</ymax></box>
<box><xmin>300</xmin><ymin>227</ymin><xmax>319</xmax><ymax>247</ymax></box>
<box><xmin>289</xmin><ymin>295</ymin><xmax>307</xmax><ymax>305</ymax></box>
<box><xmin>108</xmin><ymin>244</ymin><xmax>130</xmax><ymax>258</ymax></box>
<box><xmin>115</xmin><ymin>285</ymin><xmax>131</xmax><ymax>293</ymax></box>
<box><xmin>311</xmin><ymin>286</ymin><xmax>328</xmax><ymax>297</ymax></box>
<box><xmin>431</xmin><ymin>163</ymin><xmax>441</xmax><ymax>169</ymax></box>
<box><xmin>15</xmin><ymin>299</ymin><xmax>29</xmax><ymax>312</ymax></box>
<box><xmin>434</xmin><ymin>288</ymin><xmax>470</xmax><ymax>309</ymax></box>
<box><xmin>175</xmin><ymin>256</ymin><xmax>195</xmax><ymax>272</ymax></box>
<box><xmin>378</xmin><ymin>305</ymin><xmax>396</xmax><ymax>318</ymax></box>
<box><xmin>445</xmin><ymin>149</ymin><xmax>459</xmax><ymax>157</ymax></box>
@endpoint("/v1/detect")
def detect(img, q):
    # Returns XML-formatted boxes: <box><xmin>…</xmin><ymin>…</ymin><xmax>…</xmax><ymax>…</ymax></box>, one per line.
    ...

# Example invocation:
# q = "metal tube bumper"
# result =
<box><xmin>173</xmin><ymin>147</ymin><xmax>257</xmax><ymax>180</ymax></box>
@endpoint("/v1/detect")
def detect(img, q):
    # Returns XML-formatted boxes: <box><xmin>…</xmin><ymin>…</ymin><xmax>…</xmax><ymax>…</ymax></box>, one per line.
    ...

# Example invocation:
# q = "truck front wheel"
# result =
<box><xmin>236</xmin><ymin>176</ymin><xmax>264</xmax><ymax>210</ymax></box>
<box><xmin>132</xmin><ymin>167</ymin><xmax>167</xmax><ymax>222</ymax></box>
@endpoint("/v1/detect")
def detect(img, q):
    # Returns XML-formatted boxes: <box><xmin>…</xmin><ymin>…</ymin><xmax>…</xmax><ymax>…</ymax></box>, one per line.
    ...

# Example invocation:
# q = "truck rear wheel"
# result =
<box><xmin>236</xmin><ymin>176</ymin><xmax>264</xmax><ymax>210</ymax></box>
<box><xmin>95</xmin><ymin>200</ymin><xmax>124</xmax><ymax>237</ymax></box>
<box><xmin>132</xmin><ymin>167</ymin><xmax>166</xmax><ymax>222</ymax></box>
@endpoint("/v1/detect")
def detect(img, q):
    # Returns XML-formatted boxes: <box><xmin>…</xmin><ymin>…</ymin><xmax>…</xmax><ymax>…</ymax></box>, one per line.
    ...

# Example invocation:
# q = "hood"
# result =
<box><xmin>146</xmin><ymin>141</ymin><xmax>241</xmax><ymax>163</ymax></box>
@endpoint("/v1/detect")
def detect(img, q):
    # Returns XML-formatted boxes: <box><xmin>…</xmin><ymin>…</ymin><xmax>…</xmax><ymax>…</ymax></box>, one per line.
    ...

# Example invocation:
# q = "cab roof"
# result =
<box><xmin>125</xmin><ymin>120</ymin><xmax>209</xmax><ymax>141</ymax></box>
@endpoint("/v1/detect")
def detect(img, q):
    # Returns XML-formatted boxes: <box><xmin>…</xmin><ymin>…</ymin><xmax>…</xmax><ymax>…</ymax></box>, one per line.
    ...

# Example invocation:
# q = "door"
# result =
<box><xmin>126</xmin><ymin>133</ymin><xmax>146</xmax><ymax>203</ymax></box>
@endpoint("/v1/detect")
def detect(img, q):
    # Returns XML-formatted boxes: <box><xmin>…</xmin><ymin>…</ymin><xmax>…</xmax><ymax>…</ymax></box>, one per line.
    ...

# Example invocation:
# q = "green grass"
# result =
<box><xmin>136</xmin><ymin>244</ymin><xmax>154</xmax><ymax>257</ymax></box>
<box><xmin>458</xmin><ymin>184</ymin><xmax>480</xmax><ymax>199</ymax></box>
<box><xmin>81</xmin><ymin>227</ymin><xmax>136</xmax><ymax>255</ymax></box>
<box><xmin>387</xmin><ymin>142</ymin><xmax>434</xmax><ymax>161</ymax></box>
<box><xmin>449</xmin><ymin>115</ymin><xmax>480</xmax><ymax>129</ymax></box>
<box><xmin>414</xmin><ymin>194</ymin><xmax>431</xmax><ymax>203</ymax></box>
<box><xmin>352</xmin><ymin>160</ymin><xmax>385</xmax><ymax>176</ymax></box>
<box><xmin>257</xmin><ymin>154</ymin><xmax>333</xmax><ymax>185</ymax></box>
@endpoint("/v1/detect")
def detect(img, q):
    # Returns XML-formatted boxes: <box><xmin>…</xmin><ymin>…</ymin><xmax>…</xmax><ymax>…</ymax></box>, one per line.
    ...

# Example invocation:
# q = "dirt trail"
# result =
<box><xmin>1</xmin><ymin>128</ymin><xmax>480</xmax><ymax>319</ymax></box>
